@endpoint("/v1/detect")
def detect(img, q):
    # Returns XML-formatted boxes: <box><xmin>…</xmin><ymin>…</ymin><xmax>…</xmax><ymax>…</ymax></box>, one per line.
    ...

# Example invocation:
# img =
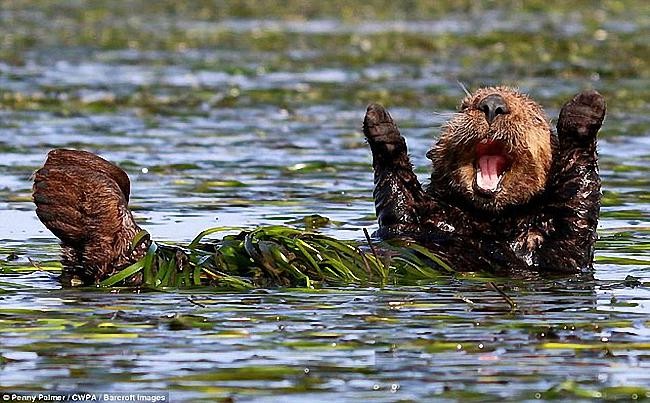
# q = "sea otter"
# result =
<box><xmin>32</xmin><ymin>88</ymin><xmax>605</xmax><ymax>285</ymax></box>
<box><xmin>364</xmin><ymin>88</ymin><xmax>605</xmax><ymax>274</ymax></box>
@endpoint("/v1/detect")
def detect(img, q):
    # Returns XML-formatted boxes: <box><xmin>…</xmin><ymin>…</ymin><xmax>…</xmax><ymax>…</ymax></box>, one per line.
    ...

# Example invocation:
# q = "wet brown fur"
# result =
<box><xmin>428</xmin><ymin>87</ymin><xmax>554</xmax><ymax>211</ymax></box>
<box><xmin>33</xmin><ymin>149</ymin><xmax>148</xmax><ymax>285</ymax></box>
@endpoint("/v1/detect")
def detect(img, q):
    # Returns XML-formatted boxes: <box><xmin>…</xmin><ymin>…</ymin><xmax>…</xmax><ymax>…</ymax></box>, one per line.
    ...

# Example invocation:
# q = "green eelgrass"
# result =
<box><xmin>100</xmin><ymin>225</ymin><xmax>455</xmax><ymax>289</ymax></box>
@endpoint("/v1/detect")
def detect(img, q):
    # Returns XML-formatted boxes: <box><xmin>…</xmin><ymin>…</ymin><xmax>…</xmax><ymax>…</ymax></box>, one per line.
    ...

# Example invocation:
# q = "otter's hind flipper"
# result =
<box><xmin>364</xmin><ymin>104</ymin><xmax>427</xmax><ymax>232</ymax></box>
<box><xmin>33</xmin><ymin>149</ymin><xmax>147</xmax><ymax>284</ymax></box>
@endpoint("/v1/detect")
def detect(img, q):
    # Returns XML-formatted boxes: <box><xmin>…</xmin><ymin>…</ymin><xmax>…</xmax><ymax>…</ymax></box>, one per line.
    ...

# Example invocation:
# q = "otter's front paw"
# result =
<box><xmin>557</xmin><ymin>90</ymin><xmax>606</xmax><ymax>142</ymax></box>
<box><xmin>363</xmin><ymin>104</ymin><xmax>404</xmax><ymax>145</ymax></box>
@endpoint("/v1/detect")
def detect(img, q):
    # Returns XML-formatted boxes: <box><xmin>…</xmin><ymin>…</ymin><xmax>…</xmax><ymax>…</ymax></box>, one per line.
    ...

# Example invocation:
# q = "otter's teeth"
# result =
<box><xmin>476</xmin><ymin>155</ymin><xmax>505</xmax><ymax>191</ymax></box>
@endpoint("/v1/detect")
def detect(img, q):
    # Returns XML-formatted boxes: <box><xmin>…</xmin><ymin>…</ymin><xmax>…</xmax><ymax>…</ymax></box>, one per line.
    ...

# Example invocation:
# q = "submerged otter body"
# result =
<box><xmin>364</xmin><ymin>88</ymin><xmax>605</xmax><ymax>274</ymax></box>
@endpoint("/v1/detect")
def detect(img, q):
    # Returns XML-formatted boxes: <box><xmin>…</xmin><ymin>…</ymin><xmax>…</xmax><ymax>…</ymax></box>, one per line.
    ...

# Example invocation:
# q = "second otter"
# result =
<box><xmin>364</xmin><ymin>87</ymin><xmax>605</xmax><ymax>274</ymax></box>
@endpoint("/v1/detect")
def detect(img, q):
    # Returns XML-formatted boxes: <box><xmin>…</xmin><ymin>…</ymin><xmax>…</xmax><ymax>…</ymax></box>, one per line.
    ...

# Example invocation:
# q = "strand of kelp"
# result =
<box><xmin>99</xmin><ymin>225</ymin><xmax>455</xmax><ymax>289</ymax></box>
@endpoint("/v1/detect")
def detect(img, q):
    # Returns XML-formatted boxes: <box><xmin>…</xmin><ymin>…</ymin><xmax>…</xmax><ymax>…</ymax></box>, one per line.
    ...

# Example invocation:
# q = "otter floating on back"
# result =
<box><xmin>364</xmin><ymin>88</ymin><xmax>605</xmax><ymax>275</ymax></box>
<box><xmin>32</xmin><ymin>88</ymin><xmax>605</xmax><ymax>284</ymax></box>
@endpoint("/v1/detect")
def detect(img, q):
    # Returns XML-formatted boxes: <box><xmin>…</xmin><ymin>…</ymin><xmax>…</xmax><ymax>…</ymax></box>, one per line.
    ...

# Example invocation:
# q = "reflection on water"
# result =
<box><xmin>1</xmin><ymin>1</ymin><xmax>649</xmax><ymax>400</ymax></box>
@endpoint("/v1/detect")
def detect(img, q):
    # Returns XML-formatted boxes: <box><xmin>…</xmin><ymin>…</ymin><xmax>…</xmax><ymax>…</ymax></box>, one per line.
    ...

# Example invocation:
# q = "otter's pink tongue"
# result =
<box><xmin>476</xmin><ymin>155</ymin><xmax>507</xmax><ymax>191</ymax></box>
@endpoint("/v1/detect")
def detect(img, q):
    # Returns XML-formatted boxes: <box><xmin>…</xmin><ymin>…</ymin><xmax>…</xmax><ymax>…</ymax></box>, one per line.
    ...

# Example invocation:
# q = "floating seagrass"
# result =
<box><xmin>100</xmin><ymin>225</ymin><xmax>455</xmax><ymax>289</ymax></box>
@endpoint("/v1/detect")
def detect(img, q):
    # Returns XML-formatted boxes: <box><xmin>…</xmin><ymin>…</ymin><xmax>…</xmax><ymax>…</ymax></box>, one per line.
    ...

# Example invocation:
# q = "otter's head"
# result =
<box><xmin>427</xmin><ymin>87</ymin><xmax>553</xmax><ymax>211</ymax></box>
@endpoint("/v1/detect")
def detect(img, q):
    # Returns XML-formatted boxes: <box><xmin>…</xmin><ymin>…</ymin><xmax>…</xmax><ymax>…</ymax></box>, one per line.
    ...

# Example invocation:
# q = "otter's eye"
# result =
<box><xmin>532</xmin><ymin>115</ymin><xmax>545</xmax><ymax>125</ymax></box>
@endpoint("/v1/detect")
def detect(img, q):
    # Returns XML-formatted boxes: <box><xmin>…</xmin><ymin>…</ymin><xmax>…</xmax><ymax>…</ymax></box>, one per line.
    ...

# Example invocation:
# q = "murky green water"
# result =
<box><xmin>1</xmin><ymin>1</ymin><xmax>649</xmax><ymax>401</ymax></box>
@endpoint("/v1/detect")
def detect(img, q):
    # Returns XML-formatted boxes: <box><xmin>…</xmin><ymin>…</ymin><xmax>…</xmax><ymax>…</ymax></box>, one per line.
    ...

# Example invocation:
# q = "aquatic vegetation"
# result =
<box><xmin>100</xmin><ymin>225</ymin><xmax>453</xmax><ymax>289</ymax></box>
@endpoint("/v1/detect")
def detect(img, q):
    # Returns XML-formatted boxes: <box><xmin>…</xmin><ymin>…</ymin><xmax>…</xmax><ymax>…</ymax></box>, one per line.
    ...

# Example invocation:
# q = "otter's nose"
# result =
<box><xmin>478</xmin><ymin>94</ymin><xmax>509</xmax><ymax>124</ymax></box>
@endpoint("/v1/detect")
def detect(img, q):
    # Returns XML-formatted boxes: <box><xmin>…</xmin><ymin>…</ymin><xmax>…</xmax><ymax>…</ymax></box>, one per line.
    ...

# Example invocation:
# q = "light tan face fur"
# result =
<box><xmin>427</xmin><ymin>87</ymin><xmax>553</xmax><ymax>211</ymax></box>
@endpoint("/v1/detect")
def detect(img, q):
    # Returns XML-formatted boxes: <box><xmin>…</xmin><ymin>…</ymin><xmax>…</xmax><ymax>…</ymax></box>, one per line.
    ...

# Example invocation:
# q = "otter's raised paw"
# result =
<box><xmin>363</xmin><ymin>104</ymin><xmax>404</xmax><ymax>145</ymax></box>
<box><xmin>557</xmin><ymin>90</ymin><xmax>606</xmax><ymax>142</ymax></box>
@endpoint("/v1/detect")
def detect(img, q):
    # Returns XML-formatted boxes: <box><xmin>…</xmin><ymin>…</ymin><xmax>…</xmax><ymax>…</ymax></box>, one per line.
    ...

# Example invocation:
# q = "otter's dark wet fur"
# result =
<box><xmin>364</xmin><ymin>88</ymin><xmax>606</xmax><ymax>275</ymax></box>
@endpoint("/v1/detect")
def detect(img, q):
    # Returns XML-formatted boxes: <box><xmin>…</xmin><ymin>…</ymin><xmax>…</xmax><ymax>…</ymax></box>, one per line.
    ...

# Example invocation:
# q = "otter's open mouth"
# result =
<box><xmin>474</xmin><ymin>140</ymin><xmax>511</xmax><ymax>195</ymax></box>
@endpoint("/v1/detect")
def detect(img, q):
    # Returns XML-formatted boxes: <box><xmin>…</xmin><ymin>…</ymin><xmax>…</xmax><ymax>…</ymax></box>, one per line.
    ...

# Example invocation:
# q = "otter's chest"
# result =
<box><xmin>420</xmin><ymin>201</ymin><xmax>559</xmax><ymax>268</ymax></box>
<box><xmin>436</xmin><ymin>208</ymin><xmax>555</xmax><ymax>267</ymax></box>
<box><xmin>491</xmin><ymin>214</ymin><xmax>555</xmax><ymax>267</ymax></box>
